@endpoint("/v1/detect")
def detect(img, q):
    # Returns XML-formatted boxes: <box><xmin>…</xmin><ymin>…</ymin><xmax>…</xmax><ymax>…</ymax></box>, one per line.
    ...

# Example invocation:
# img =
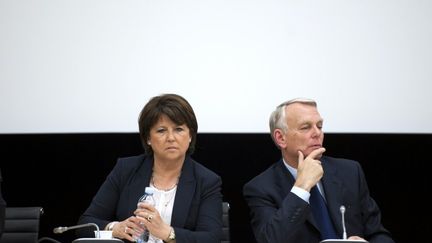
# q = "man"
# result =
<box><xmin>243</xmin><ymin>98</ymin><xmax>394</xmax><ymax>243</ymax></box>
<box><xmin>0</xmin><ymin>168</ymin><xmax>6</xmax><ymax>239</ymax></box>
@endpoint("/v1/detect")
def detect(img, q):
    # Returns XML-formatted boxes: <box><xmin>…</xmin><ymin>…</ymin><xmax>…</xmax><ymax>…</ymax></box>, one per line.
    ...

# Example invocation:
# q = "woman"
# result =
<box><xmin>77</xmin><ymin>94</ymin><xmax>223</xmax><ymax>243</ymax></box>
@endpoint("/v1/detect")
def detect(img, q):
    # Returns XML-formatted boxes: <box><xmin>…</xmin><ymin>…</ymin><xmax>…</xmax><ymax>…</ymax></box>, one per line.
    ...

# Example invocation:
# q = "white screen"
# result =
<box><xmin>1</xmin><ymin>0</ymin><xmax>431</xmax><ymax>133</ymax></box>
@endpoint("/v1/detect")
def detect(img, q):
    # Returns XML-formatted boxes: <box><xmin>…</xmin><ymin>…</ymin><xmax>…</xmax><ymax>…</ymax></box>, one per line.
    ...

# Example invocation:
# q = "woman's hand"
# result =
<box><xmin>112</xmin><ymin>216</ymin><xmax>143</xmax><ymax>242</ymax></box>
<box><xmin>134</xmin><ymin>202</ymin><xmax>172</xmax><ymax>241</ymax></box>
<box><xmin>348</xmin><ymin>235</ymin><xmax>367</xmax><ymax>241</ymax></box>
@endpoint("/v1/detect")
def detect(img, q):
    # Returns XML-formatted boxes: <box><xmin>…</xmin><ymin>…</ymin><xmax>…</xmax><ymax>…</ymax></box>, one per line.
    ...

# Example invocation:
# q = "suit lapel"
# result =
<box><xmin>275</xmin><ymin>160</ymin><xmax>319</xmax><ymax>229</ymax></box>
<box><xmin>275</xmin><ymin>160</ymin><xmax>294</xmax><ymax>197</ymax></box>
<box><xmin>170</xmin><ymin>156</ymin><xmax>195</xmax><ymax>227</ymax></box>
<box><xmin>321</xmin><ymin>156</ymin><xmax>344</xmax><ymax>236</ymax></box>
<box><xmin>129</xmin><ymin>156</ymin><xmax>153</xmax><ymax>210</ymax></box>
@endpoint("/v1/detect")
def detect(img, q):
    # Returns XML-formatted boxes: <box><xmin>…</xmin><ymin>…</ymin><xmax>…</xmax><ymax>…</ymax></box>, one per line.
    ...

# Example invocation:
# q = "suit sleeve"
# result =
<box><xmin>243</xmin><ymin>180</ymin><xmax>313</xmax><ymax>243</ymax></box>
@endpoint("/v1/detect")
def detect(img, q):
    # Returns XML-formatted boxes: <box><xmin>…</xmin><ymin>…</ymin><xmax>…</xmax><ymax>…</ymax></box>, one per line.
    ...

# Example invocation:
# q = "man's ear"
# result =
<box><xmin>273</xmin><ymin>129</ymin><xmax>287</xmax><ymax>148</ymax></box>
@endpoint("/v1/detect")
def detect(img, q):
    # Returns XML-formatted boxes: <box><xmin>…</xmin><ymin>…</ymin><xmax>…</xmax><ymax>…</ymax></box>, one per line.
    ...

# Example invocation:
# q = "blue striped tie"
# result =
<box><xmin>310</xmin><ymin>186</ymin><xmax>338</xmax><ymax>240</ymax></box>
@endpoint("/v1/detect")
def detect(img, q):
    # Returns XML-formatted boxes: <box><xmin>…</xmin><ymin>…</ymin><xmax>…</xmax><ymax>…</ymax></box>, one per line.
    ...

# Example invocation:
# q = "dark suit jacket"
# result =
<box><xmin>243</xmin><ymin>156</ymin><xmax>394</xmax><ymax>243</ymax></box>
<box><xmin>77</xmin><ymin>154</ymin><xmax>223</xmax><ymax>243</ymax></box>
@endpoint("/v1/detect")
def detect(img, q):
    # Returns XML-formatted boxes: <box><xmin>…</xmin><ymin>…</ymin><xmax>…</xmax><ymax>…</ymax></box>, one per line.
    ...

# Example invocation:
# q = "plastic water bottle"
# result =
<box><xmin>136</xmin><ymin>187</ymin><xmax>156</xmax><ymax>243</ymax></box>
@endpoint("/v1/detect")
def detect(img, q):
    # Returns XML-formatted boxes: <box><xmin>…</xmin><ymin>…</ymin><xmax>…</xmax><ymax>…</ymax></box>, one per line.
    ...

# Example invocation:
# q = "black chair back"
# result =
<box><xmin>222</xmin><ymin>202</ymin><xmax>230</xmax><ymax>243</ymax></box>
<box><xmin>0</xmin><ymin>207</ymin><xmax>43</xmax><ymax>243</ymax></box>
<box><xmin>0</xmin><ymin>168</ymin><xmax>5</xmax><ymax>240</ymax></box>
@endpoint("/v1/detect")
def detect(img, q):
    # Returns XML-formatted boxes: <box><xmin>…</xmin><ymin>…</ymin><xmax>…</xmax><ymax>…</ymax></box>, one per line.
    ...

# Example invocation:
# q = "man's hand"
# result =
<box><xmin>294</xmin><ymin>147</ymin><xmax>326</xmax><ymax>192</ymax></box>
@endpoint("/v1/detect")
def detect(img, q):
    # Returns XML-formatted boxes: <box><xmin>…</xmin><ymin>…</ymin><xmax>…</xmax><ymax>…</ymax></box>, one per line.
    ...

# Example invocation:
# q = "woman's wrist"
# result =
<box><xmin>105</xmin><ymin>221</ymin><xmax>119</xmax><ymax>231</ymax></box>
<box><xmin>163</xmin><ymin>226</ymin><xmax>175</xmax><ymax>242</ymax></box>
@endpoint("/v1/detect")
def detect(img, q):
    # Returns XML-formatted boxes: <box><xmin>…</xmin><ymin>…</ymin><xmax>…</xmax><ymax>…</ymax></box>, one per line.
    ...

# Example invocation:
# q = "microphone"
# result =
<box><xmin>319</xmin><ymin>206</ymin><xmax>368</xmax><ymax>243</ymax></box>
<box><xmin>340</xmin><ymin>205</ymin><xmax>347</xmax><ymax>240</ymax></box>
<box><xmin>53</xmin><ymin>223</ymin><xmax>100</xmax><ymax>238</ymax></box>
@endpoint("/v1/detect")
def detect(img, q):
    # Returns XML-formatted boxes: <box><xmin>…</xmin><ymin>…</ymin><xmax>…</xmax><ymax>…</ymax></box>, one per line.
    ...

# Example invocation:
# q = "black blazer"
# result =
<box><xmin>77</xmin><ymin>154</ymin><xmax>223</xmax><ymax>243</ymax></box>
<box><xmin>243</xmin><ymin>156</ymin><xmax>394</xmax><ymax>243</ymax></box>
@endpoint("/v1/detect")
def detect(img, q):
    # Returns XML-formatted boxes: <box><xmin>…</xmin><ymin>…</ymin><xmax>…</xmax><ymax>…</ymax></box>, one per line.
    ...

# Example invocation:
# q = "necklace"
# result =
<box><xmin>151</xmin><ymin>173</ymin><xmax>180</xmax><ymax>192</ymax></box>
<box><xmin>156</xmin><ymin>186</ymin><xmax>177</xmax><ymax>226</ymax></box>
<box><xmin>160</xmin><ymin>186</ymin><xmax>177</xmax><ymax>207</ymax></box>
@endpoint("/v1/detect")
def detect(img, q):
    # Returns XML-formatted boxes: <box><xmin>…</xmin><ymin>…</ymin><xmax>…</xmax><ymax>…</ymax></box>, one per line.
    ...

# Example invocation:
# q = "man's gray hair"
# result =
<box><xmin>269</xmin><ymin>98</ymin><xmax>317</xmax><ymax>146</ymax></box>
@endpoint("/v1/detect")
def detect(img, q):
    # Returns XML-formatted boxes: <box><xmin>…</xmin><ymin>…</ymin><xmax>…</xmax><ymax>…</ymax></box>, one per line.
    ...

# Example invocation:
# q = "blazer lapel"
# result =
<box><xmin>170</xmin><ymin>156</ymin><xmax>195</xmax><ymax>227</ymax></box>
<box><xmin>126</xmin><ymin>155</ymin><xmax>154</xmax><ymax>215</ymax></box>
<box><xmin>275</xmin><ymin>160</ymin><xmax>319</xmax><ymax>229</ymax></box>
<box><xmin>136</xmin><ymin>155</ymin><xmax>154</xmax><ymax>188</ymax></box>
<box><xmin>275</xmin><ymin>160</ymin><xmax>294</xmax><ymax>197</ymax></box>
<box><xmin>321</xmin><ymin>156</ymin><xmax>344</xmax><ymax>236</ymax></box>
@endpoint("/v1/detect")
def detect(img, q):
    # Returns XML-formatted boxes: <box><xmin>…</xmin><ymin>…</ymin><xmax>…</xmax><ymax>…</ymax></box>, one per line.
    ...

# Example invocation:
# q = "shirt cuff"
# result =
<box><xmin>291</xmin><ymin>186</ymin><xmax>311</xmax><ymax>203</ymax></box>
<box><xmin>105</xmin><ymin>221</ymin><xmax>119</xmax><ymax>231</ymax></box>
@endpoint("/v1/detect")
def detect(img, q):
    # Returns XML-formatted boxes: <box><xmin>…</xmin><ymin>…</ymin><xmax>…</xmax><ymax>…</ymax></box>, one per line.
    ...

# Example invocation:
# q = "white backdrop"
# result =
<box><xmin>1</xmin><ymin>0</ymin><xmax>431</xmax><ymax>133</ymax></box>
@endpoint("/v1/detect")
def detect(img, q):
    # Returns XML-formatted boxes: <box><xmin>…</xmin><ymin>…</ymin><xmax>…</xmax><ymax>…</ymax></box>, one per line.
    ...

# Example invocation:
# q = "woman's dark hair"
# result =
<box><xmin>138</xmin><ymin>94</ymin><xmax>198</xmax><ymax>155</ymax></box>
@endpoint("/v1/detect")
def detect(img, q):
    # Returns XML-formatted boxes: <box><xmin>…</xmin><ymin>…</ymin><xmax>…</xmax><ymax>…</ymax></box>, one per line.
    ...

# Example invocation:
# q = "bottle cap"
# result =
<box><xmin>145</xmin><ymin>187</ymin><xmax>155</xmax><ymax>195</ymax></box>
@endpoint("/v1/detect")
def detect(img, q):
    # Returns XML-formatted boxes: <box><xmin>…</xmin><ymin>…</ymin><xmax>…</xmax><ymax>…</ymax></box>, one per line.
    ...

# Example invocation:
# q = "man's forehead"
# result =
<box><xmin>286</xmin><ymin>105</ymin><xmax>323</xmax><ymax>123</ymax></box>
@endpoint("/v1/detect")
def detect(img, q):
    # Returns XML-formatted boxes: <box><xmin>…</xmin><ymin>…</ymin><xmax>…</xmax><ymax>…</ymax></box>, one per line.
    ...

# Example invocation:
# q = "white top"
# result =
<box><xmin>146</xmin><ymin>184</ymin><xmax>178</xmax><ymax>243</ymax></box>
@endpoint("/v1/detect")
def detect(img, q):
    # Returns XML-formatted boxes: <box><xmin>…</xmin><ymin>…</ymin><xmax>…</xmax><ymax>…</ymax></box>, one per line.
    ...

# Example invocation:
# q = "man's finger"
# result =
<box><xmin>298</xmin><ymin>150</ymin><xmax>304</xmax><ymax>165</ymax></box>
<box><xmin>307</xmin><ymin>147</ymin><xmax>326</xmax><ymax>160</ymax></box>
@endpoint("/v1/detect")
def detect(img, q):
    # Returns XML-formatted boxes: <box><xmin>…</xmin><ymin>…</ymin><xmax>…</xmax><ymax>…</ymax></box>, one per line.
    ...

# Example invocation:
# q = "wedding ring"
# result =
<box><xmin>124</xmin><ymin>226</ymin><xmax>128</xmax><ymax>234</ymax></box>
